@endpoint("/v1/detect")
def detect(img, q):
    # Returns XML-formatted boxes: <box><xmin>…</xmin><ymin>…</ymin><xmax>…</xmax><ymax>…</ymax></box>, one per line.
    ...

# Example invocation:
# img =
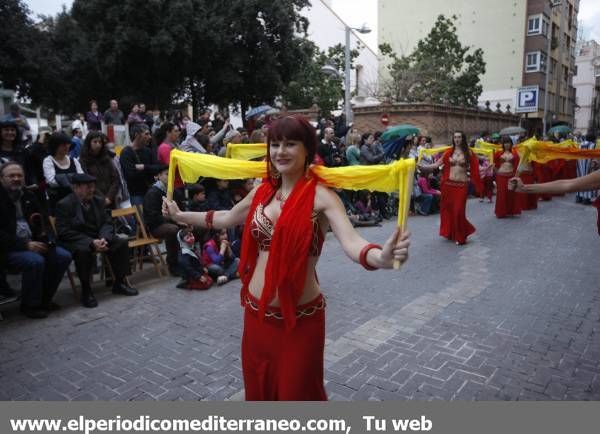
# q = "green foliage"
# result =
<box><xmin>380</xmin><ymin>15</ymin><xmax>486</xmax><ymax>107</ymax></box>
<box><xmin>1</xmin><ymin>0</ymin><xmax>314</xmax><ymax>119</ymax></box>
<box><xmin>281</xmin><ymin>41</ymin><xmax>360</xmax><ymax>117</ymax></box>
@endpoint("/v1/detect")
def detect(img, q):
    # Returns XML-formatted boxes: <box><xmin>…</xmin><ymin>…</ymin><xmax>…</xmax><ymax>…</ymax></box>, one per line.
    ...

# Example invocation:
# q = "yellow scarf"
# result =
<box><xmin>167</xmin><ymin>149</ymin><xmax>415</xmax><ymax>229</ymax></box>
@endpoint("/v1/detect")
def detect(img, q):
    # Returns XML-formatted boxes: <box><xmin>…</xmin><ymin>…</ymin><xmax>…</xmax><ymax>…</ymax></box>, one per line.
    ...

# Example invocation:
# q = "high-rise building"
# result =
<box><xmin>378</xmin><ymin>0</ymin><xmax>579</xmax><ymax>134</ymax></box>
<box><xmin>574</xmin><ymin>40</ymin><xmax>600</xmax><ymax>134</ymax></box>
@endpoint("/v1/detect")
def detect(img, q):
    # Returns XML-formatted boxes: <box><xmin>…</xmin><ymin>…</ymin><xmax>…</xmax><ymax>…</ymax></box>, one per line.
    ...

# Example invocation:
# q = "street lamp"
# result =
<box><xmin>344</xmin><ymin>24</ymin><xmax>371</xmax><ymax>126</ymax></box>
<box><xmin>543</xmin><ymin>0</ymin><xmax>561</xmax><ymax>137</ymax></box>
<box><xmin>319</xmin><ymin>24</ymin><xmax>370</xmax><ymax>126</ymax></box>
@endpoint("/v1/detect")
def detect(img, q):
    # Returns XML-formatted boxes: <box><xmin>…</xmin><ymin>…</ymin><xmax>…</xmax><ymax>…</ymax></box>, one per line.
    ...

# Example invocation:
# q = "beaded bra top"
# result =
<box><xmin>250</xmin><ymin>201</ymin><xmax>324</xmax><ymax>256</ymax></box>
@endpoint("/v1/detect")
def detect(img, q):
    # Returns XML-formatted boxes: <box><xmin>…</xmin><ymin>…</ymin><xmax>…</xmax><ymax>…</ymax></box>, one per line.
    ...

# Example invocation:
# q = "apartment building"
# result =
<box><xmin>574</xmin><ymin>40</ymin><xmax>600</xmax><ymax>134</ymax></box>
<box><xmin>378</xmin><ymin>0</ymin><xmax>579</xmax><ymax>133</ymax></box>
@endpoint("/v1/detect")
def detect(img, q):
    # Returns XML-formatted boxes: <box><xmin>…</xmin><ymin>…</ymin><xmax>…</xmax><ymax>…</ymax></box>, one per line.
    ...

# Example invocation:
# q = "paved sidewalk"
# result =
<box><xmin>1</xmin><ymin>195</ymin><xmax>599</xmax><ymax>400</ymax></box>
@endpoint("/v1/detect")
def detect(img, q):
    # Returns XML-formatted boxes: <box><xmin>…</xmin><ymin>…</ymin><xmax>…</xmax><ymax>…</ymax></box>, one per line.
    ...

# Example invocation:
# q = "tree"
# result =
<box><xmin>199</xmin><ymin>0</ymin><xmax>312</xmax><ymax>123</ymax></box>
<box><xmin>0</xmin><ymin>1</ymin><xmax>49</xmax><ymax>100</ymax></box>
<box><xmin>1</xmin><ymin>0</ymin><xmax>318</xmax><ymax>120</ymax></box>
<box><xmin>379</xmin><ymin>15</ymin><xmax>486</xmax><ymax>107</ymax></box>
<box><xmin>281</xmin><ymin>41</ymin><xmax>359</xmax><ymax>116</ymax></box>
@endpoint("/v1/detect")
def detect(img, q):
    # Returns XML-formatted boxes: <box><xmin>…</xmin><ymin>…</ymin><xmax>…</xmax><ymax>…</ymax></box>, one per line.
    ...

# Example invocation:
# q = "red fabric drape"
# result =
<box><xmin>495</xmin><ymin>173</ymin><xmax>522</xmax><ymax>218</ymax></box>
<box><xmin>439</xmin><ymin>181</ymin><xmax>474</xmax><ymax>244</ymax></box>
<box><xmin>533</xmin><ymin>162</ymin><xmax>553</xmax><ymax>201</ymax></box>
<box><xmin>518</xmin><ymin>171</ymin><xmax>538</xmax><ymax>210</ymax></box>
<box><xmin>242</xmin><ymin>293</ymin><xmax>327</xmax><ymax>401</ymax></box>
<box><xmin>238</xmin><ymin>176</ymin><xmax>317</xmax><ymax>331</ymax></box>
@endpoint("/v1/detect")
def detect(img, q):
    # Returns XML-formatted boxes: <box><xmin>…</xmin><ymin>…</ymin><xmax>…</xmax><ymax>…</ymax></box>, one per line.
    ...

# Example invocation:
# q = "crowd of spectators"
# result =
<box><xmin>0</xmin><ymin>99</ymin><xmax>442</xmax><ymax>320</ymax></box>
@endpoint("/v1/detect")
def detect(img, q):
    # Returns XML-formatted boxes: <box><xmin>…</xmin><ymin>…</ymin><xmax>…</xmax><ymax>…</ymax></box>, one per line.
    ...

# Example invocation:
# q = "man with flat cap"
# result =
<box><xmin>55</xmin><ymin>173</ymin><xmax>137</xmax><ymax>308</ymax></box>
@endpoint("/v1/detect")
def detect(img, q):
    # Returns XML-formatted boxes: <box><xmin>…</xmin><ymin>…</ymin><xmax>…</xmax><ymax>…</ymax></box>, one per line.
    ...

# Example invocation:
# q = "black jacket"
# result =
<box><xmin>0</xmin><ymin>186</ymin><xmax>51</xmax><ymax>267</ymax></box>
<box><xmin>143</xmin><ymin>184</ymin><xmax>184</xmax><ymax>232</ymax></box>
<box><xmin>55</xmin><ymin>193</ymin><xmax>114</xmax><ymax>252</ymax></box>
<box><xmin>119</xmin><ymin>146</ymin><xmax>161</xmax><ymax>196</ymax></box>
<box><xmin>206</xmin><ymin>188</ymin><xmax>233</xmax><ymax>211</ymax></box>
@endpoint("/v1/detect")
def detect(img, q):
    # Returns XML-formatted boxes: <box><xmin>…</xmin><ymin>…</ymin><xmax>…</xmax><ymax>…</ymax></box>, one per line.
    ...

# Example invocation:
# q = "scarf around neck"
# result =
<box><xmin>238</xmin><ymin>175</ymin><xmax>318</xmax><ymax>331</ymax></box>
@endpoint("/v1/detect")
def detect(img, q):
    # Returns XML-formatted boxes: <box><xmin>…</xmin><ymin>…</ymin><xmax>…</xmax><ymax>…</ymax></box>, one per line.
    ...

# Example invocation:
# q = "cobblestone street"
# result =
<box><xmin>1</xmin><ymin>194</ymin><xmax>599</xmax><ymax>401</ymax></box>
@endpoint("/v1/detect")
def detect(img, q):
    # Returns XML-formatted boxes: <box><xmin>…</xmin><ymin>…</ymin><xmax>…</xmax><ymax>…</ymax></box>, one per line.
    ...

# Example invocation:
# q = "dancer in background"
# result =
<box><xmin>419</xmin><ymin>131</ymin><xmax>481</xmax><ymax>245</ymax></box>
<box><xmin>494</xmin><ymin>137</ymin><xmax>521</xmax><ymax>218</ymax></box>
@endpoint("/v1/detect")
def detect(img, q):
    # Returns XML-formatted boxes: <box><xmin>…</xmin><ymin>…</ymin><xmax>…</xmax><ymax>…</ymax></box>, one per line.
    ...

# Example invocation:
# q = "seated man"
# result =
<box><xmin>55</xmin><ymin>173</ymin><xmax>137</xmax><ymax>308</ymax></box>
<box><xmin>143</xmin><ymin>165</ymin><xmax>185</xmax><ymax>276</ymax></box>
<box><xmin>0</xmin><ymin>162</ymin><xmax>72</xmax><ymax>318</ymax></box>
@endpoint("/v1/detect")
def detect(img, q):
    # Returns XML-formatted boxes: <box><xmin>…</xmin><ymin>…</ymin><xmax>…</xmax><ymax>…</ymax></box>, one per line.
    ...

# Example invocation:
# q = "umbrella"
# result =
<box><xmin>246</xmin><ymin>105</ymin><xmax>273</xmax><ymax>118</ymax></box>
<box><xmin>548</xmin><ymin>125</ymin><xmax>572</xmax><ymax>135</ymax></box>
<box><xmin>499</xmin><ymin>126</ymin><xmax>525</xmax><ymax>136</ymax></box>
<box><xmin>383</xmin><ymin>137</ymin><xmax>407</xmax><ymax>161</ymax></box>
<box><xmin>491</xmin><ymin>132</ymin><xmax>500</xmax><ymax>140</ymax></box>
<box><xmin>381</xmin><ymin>124</ymin><xmax>420</xmax><ymax>142</ymax></box>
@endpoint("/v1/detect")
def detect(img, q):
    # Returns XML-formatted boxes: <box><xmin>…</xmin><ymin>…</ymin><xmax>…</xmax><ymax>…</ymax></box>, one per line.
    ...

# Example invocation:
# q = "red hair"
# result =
<box><xmin>266</xmin><ymin>116</ymin><xmax>317</xmax><ymax>184</ymax></box>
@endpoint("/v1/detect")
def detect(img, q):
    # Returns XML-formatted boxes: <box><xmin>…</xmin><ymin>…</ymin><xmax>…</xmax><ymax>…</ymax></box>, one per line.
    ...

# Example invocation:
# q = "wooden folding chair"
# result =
<box><xmin>48</xmin><ymin>216</ymin><xmax>116</xmax><ymax>297</ymax></box>
<box><xmin>111</xmin><ymin>206</ymin><xmax>166</xmax><ymax>278</ymax></box>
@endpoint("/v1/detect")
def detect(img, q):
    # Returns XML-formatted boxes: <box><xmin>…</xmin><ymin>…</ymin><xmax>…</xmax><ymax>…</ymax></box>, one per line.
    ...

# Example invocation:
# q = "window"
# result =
<box><xmin>540</xmin><ymin>52</ymin><xmax>548</xmax><ymax>72</ymax></box>
<box><xmin>526</xmin><ymin>51</ymin><xmax>547</xmax><ymax>73</ymax></box>
<box><xmin>528</xmin><ymin>15</ymin><xmax>541</xmax><ymax>35</ymax></box>
<box><xmin>528</xmin><ymin>14</ymin><xmax>549</xmax><ymax>36</ymax></box>
<box><xmin>526</xmin><ymin>52</ymin><xmax>539</xmax><ymax>72</ymax></box>
<box><xmin>542</xmin><ymin>19</ymin><xmax>549</xmax><ymax>36</ymax></box>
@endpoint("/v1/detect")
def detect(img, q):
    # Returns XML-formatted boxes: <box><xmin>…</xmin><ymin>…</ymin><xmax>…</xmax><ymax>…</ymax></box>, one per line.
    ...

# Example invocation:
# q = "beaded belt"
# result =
<box><xmin>244</xmin><ymin>295</ymin><xmax>326</xmax><ymax>320</ymax></box>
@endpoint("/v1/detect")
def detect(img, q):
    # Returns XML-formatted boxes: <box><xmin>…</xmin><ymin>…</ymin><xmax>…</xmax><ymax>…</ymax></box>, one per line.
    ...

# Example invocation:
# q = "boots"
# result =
<box><xmin>81</xmin><ymin>286</ymin><xmax>98</xmax><ymax>308</ymax></box>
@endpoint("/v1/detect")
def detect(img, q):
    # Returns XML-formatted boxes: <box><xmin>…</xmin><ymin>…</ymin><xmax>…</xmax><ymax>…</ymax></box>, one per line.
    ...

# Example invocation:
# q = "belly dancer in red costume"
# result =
<box><xmin>494</xmin><ymin>137</ymin><xmax>522</xmax><ymax>218</ymax></box>
<box><xmin>419</xmin><ymin>131</ymin><xmax>481</xmax><ymax>245</ymax></box>
<box><xmin>162</xmin><ymin>116</ymin><xmax>410</xmax><ymax>400</ymax></box>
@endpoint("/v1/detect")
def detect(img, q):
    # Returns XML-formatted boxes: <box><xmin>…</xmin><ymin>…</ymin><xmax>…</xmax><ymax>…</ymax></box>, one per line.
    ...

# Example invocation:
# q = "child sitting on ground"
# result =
<box><xmin>176</xmin><ymin>228</ymin><xmax>213</xmax><ymax>290</ymax></box>
<box><xmin>354</xmin><ymin>190</ymin><xmax>383</xmax><ymax>223</ymax></box>
<box><xmin>202</xmin><ymin>229</ymin><xmax>240</xmax><ymax>285</ymax></box>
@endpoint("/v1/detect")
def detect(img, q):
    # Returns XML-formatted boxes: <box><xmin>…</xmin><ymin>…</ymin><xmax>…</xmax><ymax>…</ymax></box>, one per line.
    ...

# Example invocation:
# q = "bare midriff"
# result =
<box><xmin>447</xmin><ymin>153</ymin><xmax>468</xmax><ymax>182</ymax></box>
<box><xmin>498</xmin><ymin>152</ymin><xmax>515</xmax><ymax>174</ymax></box>
<box><xmin>248</xmin><ymin>214</ymin><xmax>329</xmax><ymax>307</ymax></box>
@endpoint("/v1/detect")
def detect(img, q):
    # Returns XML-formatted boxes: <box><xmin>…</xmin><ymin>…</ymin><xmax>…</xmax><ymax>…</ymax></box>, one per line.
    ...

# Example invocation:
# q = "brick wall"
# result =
<box><xmin>352</xmin><ymin>102</ymin><xmax>520</xmax><ymax>144</ymax></box>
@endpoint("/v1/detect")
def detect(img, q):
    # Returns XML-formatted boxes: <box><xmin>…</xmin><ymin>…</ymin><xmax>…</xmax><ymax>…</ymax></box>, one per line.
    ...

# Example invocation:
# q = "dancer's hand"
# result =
<box><xmin>379</xmin><ymin>227</ymin><xmax>410</xmax><ymax>269</ymax></box>
<box><xmin>509</xmin><ymin>177</ymin><xmax>524</xmax><ymax>192</ymax></box>
<box><xmin>162</xmin><ymin>197</ymin><xmax>181</xmax><ymax>219</ymax></box>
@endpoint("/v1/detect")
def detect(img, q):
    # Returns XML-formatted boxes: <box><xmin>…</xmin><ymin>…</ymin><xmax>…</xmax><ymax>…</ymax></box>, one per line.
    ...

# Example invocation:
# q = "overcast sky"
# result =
<box><xmin>25</xmin><ymin>0</ymin><xmax>600</xmax><ymax>50</ymax></box>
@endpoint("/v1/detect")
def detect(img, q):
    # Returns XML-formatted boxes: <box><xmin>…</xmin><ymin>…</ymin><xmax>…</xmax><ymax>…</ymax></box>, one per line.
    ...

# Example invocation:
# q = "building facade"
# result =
<box><xmin>574</xmin><ymin>40</ymin><xmax>600</xmax><ymax>134</ymax></box>
<box><xmin>378</xmin><ymin>0</ymin><xmax>579</xmax><ymax>135</ymax></box>
<box><xmin>302</xmin><ymin>0</ymin><xmax>379</xmax><ymax>105</ymax></box>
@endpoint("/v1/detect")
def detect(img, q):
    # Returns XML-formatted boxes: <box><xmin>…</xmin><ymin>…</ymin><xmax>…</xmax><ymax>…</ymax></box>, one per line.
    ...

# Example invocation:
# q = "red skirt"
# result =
<box><xmin>495</xmin><ymin>173</ymin><xmax>522</xmax><ymax>218</ymax></box>
<box><xmin>534</xmin><ymin>162</ymin><xmax>553</xmax><ymax>201</ymax></box>
<box><xmin>519</xmin><ymin>171</ymin><xmax>537</xmax><ymax>210</ymax></box>
<box><xmin>241</xmin><ymin>293</ymin><xmax>327</xmax><ymax>401</ymax></box>
<box><xmin>440</xmin><ymin>181</ymin><xmax>474</xmax><ymax>244</ymax></box>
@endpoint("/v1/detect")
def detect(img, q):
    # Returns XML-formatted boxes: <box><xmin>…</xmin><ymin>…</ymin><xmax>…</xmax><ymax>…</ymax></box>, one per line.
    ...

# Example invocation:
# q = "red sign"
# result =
<box><xmin>380</xmin><ymin>113</ymin><xmax>389</xmax><ymax>126</ymax></box>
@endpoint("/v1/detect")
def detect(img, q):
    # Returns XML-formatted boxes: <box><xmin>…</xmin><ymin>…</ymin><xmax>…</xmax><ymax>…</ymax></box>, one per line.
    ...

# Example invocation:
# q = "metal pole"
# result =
<box><xmin>344</xmin><ymin>25</ymin><xmax>352</xmax><ymax>126</ymax></box>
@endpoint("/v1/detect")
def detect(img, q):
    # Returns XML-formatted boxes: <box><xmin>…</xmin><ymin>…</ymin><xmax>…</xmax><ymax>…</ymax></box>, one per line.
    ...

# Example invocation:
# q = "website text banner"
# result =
<box><xmin>1</xmin><ymin>402</ymin><xmax>598</xmax><ymax>434</ymax></box>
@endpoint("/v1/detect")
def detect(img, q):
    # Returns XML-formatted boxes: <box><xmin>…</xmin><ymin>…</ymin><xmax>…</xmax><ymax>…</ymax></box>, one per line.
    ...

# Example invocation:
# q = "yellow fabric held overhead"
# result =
<box><xmin>167</xmin><ymin>149</ymin><xmax>416</xmax><ymax>229</ymax></box>
<box><xmin>517</xmin><ymin>139</ymin><xmax>597</xmax><ymax>166</ymax></box>
<box><xmin>417</xmin><ymin>146</ymin><xmax>493</xmax><ymax>163</ymax></box>
<box><xmin>417</xmin><ymin>146</ymin><xmax>451</xmax><ymax>163</ymax></box>
<box><xmin>226</xmin><ymin>143</ymin><xmax>268</xmax><ymax>160</ymax></box>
